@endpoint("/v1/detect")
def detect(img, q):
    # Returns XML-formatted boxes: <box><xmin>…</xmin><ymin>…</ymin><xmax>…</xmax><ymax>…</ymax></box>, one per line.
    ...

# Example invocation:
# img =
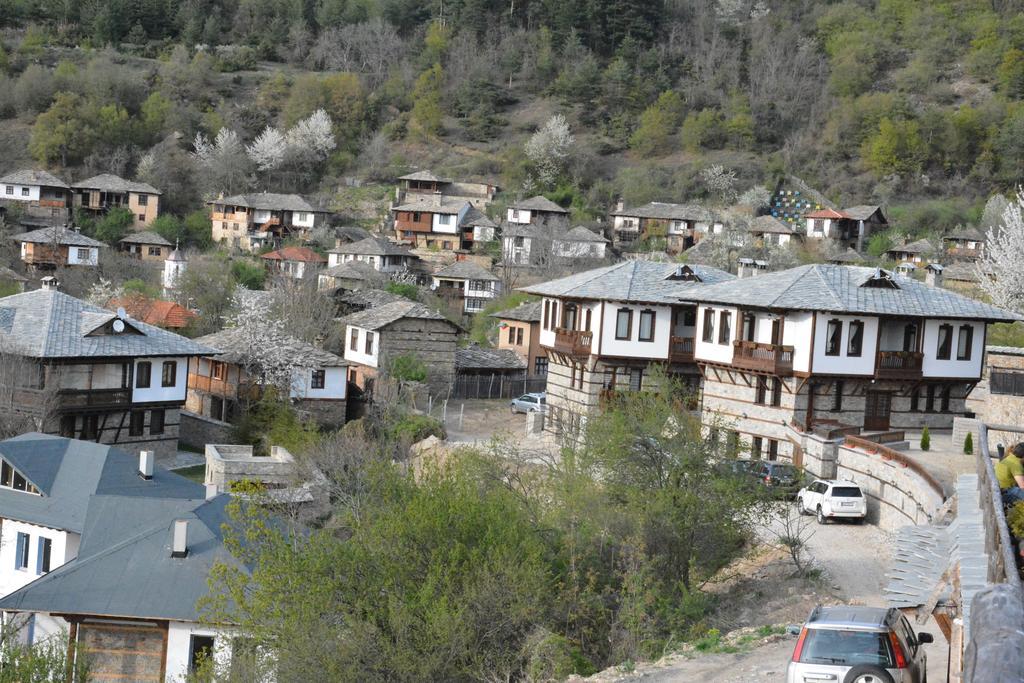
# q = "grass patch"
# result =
<box><xmin>173</xmin><ymin>464</ymin><xmax>206</xmax><ymax>483</ymax></box>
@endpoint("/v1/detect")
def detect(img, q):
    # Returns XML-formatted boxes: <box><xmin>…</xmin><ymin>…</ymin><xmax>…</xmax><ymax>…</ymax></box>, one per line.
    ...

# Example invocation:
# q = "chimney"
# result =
<box><xmin>171</xmin><ymin>520</ymin><xmax>188</xmax><ymax>558</ymax></box>
<box><xmin>433</xmin><ymin>191</ymin><xmax>442</xmax><ymax>207</ymax></box>
<box><xmin>615</xmin><ymin>198</ymin><xmax>624</xmax><ymax>212</ymax></box>
<box><xmin>138</xmin><ymin>450</ymin><xmax>154</xmax><ymax>480</ymax></box>
<box><xmin>925</xmin><ymin>263</ymin><xmax>944</xmax><ymax>288</ymax></box>
<box><xmin>205</xmin><ymin>483</ymin><xmax>218</xmax><ymax>500</ymax></box>
<box><xmin>40</xmin><ymin>276</ymin><xmax>58</xmax><ymax>291</ymax></box>
<box><xmin>737</xmin><ymin>258</ymin><xmax>754</xmax><ymax>279</ymax></box>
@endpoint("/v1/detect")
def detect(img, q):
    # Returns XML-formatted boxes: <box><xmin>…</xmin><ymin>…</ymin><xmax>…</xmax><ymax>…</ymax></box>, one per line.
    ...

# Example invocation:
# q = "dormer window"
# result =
<box><xmin>862</xmin><ymin>268</ymin><xmax>900</xmax><ymax>289</ymax></box>
<box><xmin>0</xmin><ymin>460</ymin><xmax>39</xmax><ymax>495</ymax></box>
<box><xmin>666</xmin><ymin>265</ymin><xmax>702</xmax><ymax>282</ymax></box>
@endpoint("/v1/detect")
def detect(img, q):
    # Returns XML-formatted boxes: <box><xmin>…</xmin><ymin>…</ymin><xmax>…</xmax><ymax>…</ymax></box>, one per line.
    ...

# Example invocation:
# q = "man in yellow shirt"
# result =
<box><xmin>995</xmin><ymin>443</ymin><xmax>1024</xmax><ymax>506</ymax></box>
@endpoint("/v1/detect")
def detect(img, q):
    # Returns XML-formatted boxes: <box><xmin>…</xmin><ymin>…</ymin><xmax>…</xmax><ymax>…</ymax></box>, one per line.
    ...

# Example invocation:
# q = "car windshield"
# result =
<box><xmin>539</xmin><ymin>397</ymin><xmax>546</xmax><ymax>404</ymax></box>
<box><xmin>799</xmin><ymin>629</ymin><xmax>893</xmax><ymax>667</ymax></box>
<box><xmin>770</xmin><ymin>465</ymin><xmax>796</xmax><ymax>477</ymax></box>
<box><xmin>832</xmin><ymin>486</ymin><xmax>863</xmax><ymax>498</ymax></box>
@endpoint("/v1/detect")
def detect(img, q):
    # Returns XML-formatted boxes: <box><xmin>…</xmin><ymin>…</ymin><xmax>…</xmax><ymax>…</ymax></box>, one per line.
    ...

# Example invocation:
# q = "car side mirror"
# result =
<box><xmin>917</xmin><ymin>632</ymin><xmax>934</xmax><ymax>644</ymax></box>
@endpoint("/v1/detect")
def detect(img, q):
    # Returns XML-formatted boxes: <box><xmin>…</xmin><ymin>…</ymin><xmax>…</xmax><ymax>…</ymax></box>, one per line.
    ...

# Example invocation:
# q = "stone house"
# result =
<box><xmin>395</xmin><ymin>170</ymin><xmax>498</xmax><ymax>210</ymax></box>
<box><xmin>13</xmin><ymin>226</ymin><xmax>104</xmax><ymax>269</ymax></box>
<box><xmin>187</xmin><ymin>327</ymin><xmax>348</xmax><ymax>430</ymax></box>
<box><xmin>338</xmin><ymin>300</ymin><xmax>460</xmax><ymax>397</ymax></box>
<box><xmin>943</xmin><ymin>227</ymin><xmax>986</xmax><ymax>261</ymax></box>
<box><xmin>0</xmin><ymin>433</ymin><xmax>246</xmax><ymax>682</ymax></box>
<box><xmin>0</xmin><ymin>170</ymin><xmax>72</xmax><ymax>225</ymax></box>
<box><xmin>609</xmin><ymin>201</ymin><xmax>721</xmax><ymax>253</ymax></box>
<box><xmin>803</xmin><ymin>206</ymin><xmax>888</xmax><ymax>252</ymax></box>
<box><xmin>317</xmin><ymin>260</ymin><xmax>386</xmax><ymax>292</ymax></box>
<box><xmin>748</xmin><ymin>215</ymin><xmax>797</xmax><ymax>247</ymax></box>
<box><xmin>73</xmin><ymin>174</ymin><xmax>161</xmax><ymax>228</ymax></box>
<box><xmin>885</xmin><ymin>238</ymin><xmax>935</xmax><ymax>265</ymax></box>
<box><xmin>260</xmin><ymin>245</ymin><xmax>327</xmax><ymax>280</ymax></box>
<box><xmin>327</xmin><ymin>236</ymin><xmax>419</xmax><ymax>273</ymax></box>
<box><xmin>965</xmin><ymin>346</ymin><xmax>1024</xmax><ymax>427</ymax></box>
<box><xmin>209</xmin><ymin>192</ymin><xmax>326</xmax><ymax>252</ymax></box>
<box><xmin>552</xmin><ymin>226</ymin><xmax>608</xmax><ymax>259</ymax></box>
<box><xmin>505</xmin><ymin>196</ymin><xmax>570</xmax><ymax>230</ymax></box>
<box><xmin>118</xmin><ymin>230</ymin><xmax>173</xmax><ymax>262</ymax></box>
<box><xmin>0</xmin><ymin>282</ymin><xmax>213</xmax><ymax>456</ymax></box>
<box><xmin>490</xmin><ymin>300</ymin><xmax>547</xmax><ymax>376</ymax></box>
<box><xmin>431</xmin><ymin>261</ymin><xmax>501</xmax><ymax>314</ymax></box>
<box><xmin>391</xmin><ymin>196</ymin><xmax>497</xmax><ymax>251</ymax></box>
<box><xmin>519</xmin><ymin>261</ymin><xmax>735</xmax><ymax>437</ymax></box>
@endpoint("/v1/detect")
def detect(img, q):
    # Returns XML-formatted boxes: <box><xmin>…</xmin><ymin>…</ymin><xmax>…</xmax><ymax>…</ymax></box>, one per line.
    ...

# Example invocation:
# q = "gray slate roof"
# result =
<box><xmin>887</xmin><ymin>238</ymin><xmax>934</xmax><ymax>255</ymax></box>
<box><xmin>462</xmin><ymin>205</ymin><xmax>497</xmax><ymax>229</ymax></box>
<box><xmin>986</xmin><ymin>345</ymin><xmax>1024</xmax><ymax>357</ymax></box>
<box><xmin>339</xmin><ymin>300</ymin><xmax>450</xmax><ymax>331</ymax></box>
<box><xmin>0</xmin><ymin>289</ymin><xmax>214</xmax><ymax>358</ymax></box>
<box><xmin>328</xmin><ymin>237</ymin><xmax>414</xmax><ymax>257</ymax></box>
<box><xmin>0</xmin><ymin>433</ymin><xmax>203</xmax><ymax>533</ymax></box>
<box><xmin>502</xmin><ymin>223</ymin><xmax>547</xmax><ymax>239</ymax></box>
<box><xmin>321</xmin><ymin>260</ymin><xmax>381</xmax><ymax>280</ymax></box>
<box><xmin>392</xmin><ymin>197</ymin><xmax>466</xmax><ymax>214</ymax></box>
<box><xmin>433</xmin><ymin>261</ymin><xmax>499</xmax><ymax>281</ymax></box>
<box><xmin>0</xmin><ymin>170</ymin><xmax>69</xmax><ymax>189</ymax></box>
<box><xmin>490</xmin><ymin>300</ymin><xmax>541</xmax><ymax>323</ymax></box>
<box><xmin>336</xmin><ymin>288</ymin><xmax>408</xmax><ymax>308</ymax></box>
<box><xmin>841</xmin><ymin>205</ymin><xmax>885</xmax><ymax>221</ymax></box>
<box><xmin>195</xmin><ymin>326</ymin><xmax>346</xmax><ymax>367</ymax></box>
<box><xmin>611</xmin><ymin>201</ymin><xmax>712</xmax><ymax>221</ymax></box>
<box><xmin>119</xmin><ymin>231</ymin><xmax>172</xmax><ymax>246</ymax></box>
<box><xmin>509</xmin><ymin>196</ymin><xmax>568</xmax><ymax>213</ymax></box>
<box><xmin>942</xmin><ymin>262</ymin><xmax>984</xmax><ymax>282</ymax></box>
<box><xmin>13</xmin><ymin>226</ymin><xmax>106</xmax><ymax>248</ymax></box>
<box><xmin>455</xmin><ymin>345</ymin><xmax>526</xmax><ymax>371</ymax></box>
<box><xmin>214</xmin><ymin>192</ymin><xmax>318</xmax><ymax>213</ymax></box>
<box><xmin>519</xmin><ymin>261</ymin><xmax>734</xmax><ymax>305</ymax></box>
<box><xmin>74</xmin><ymin>173</ymin><xmax>160</xmax><ymax>195</ymax></box>
<box><xmin>750</xmin><ymin>215</ymin><xmax>795</xmax><ymax>235</ymax></box>
<box><xmin>559</xmin><ymin>226</ymin><xmax>608</xmax><ymax>243</ymax></box>
<box><xmin>676</xmin><ymin>264</ymin><xmax>1021</xmax><ymax>321</ymax></box>
<box><xmin>945</xmin><ymin>227</ymin><xmax>986</xmax><ymax>242</ymax></box>
<box><xmin>0</xmin><ymin>266</ymin><xmax>27</xmax><ymax>283</ymax></box>
<box><xmin>829</xmin><ymin>248</ymin><xmax>864</xmax><ymax>264</ymax></box>
<box><xmin>399</xmin><ymin>170</ymin><xmax>451</xmax><ymax>183</ymax></box>
<box><xmin>334</xmin><ymin>226</ymin><xmax>372</xmax><ymax>243</ymax></box>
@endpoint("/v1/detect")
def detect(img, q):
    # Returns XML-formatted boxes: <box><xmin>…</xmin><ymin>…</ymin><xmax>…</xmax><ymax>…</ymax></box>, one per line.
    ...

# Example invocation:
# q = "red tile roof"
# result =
<box><xmin>108</xmin><ymin>295</ymin><xmax>196</xmax><ymax>329</ymax></box>
<box><xmin>260</xmin><ymin>246</ymin><xmax>327</xmax><ymax>263</ymax></box>
<box><xmin>804</xmin><ymin>208</ymin><xmax>849</xmax><ymax>220</ymax></box>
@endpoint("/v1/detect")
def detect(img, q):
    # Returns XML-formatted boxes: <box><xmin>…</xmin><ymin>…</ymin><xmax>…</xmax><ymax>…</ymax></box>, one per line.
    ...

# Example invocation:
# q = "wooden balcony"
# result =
<box><xmin>553</xmin><ymin>328</ymin><xmax>592</xmax><ymax>356</ymax></box>
<box><xmin>58</xmin><ymin>388</ymin><xmax>132</xmax><ymax>409</ymax></box>
<box><xmin>38</xmin><ymin>199</ymin><xmax>66</xmax><ymax>208</ymax></box>
<box><xmin>188</xmin><ymin>372</ymin><xmax>236</xmax><ymax>397</ymax></box>
<box><xmin>731</xmin><ymin>340</ymin><xmax>794</xmax><ymax>376</ymax></box>
<box><xmin>875</xmin><ymin>350</ymin><xmax>923</xmax><ymax>379</ymax></box>
<box><xmin>669</xmin><ymin>336</ymin><xmax>695</xmax><ymax>363</ymax></box>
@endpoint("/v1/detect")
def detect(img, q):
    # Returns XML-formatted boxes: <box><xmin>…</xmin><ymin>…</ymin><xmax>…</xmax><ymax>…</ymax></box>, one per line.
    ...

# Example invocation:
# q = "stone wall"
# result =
<box><xmin>205</xmin><ymin>444</ymin><xmax>295</xmax><ymax>492</ymax></box>
<box><xmin>180</xmin><ymin>410</ymin><xmax>232</xmax><ymax>451</ymax></box>
<box><xmin>379</xmin><ymin>318</ymin><xmax>459</xmax><ymax>396</ymax></box>
<box><xmin>295</xmin><ymin>398</ymin><xmax>346</xmax><ymax>430</ymax></box>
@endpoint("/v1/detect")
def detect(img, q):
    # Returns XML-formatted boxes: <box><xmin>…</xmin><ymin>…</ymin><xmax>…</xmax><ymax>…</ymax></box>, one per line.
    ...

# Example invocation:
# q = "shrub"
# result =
<box><xmin>920</xmin><ymin>427</ymin><xmax>930</xmax><ymax>452</ymax></box>
<box><xmin>964</xmin><ymin>432</ymin><xmax>974</xmax><ymax>455</ymax></box>
<box><xmin>1008</xmin><ymin>501</ymin><xmax>1024</xmax><ymax>539</ymax></box>
<box><xmin>386</xmin><ymin>412</ymin><xmax>446</xmax><ymax>444</ymax></box>
<box><xmin>385</xmin><ymin>282</ymin><xmax>418</xmax><ymax>300</ymax></box>
<box><xmin>388</xmin><ymin>355</ymin><xmax>428</xmax><ymax>384</ymax></box>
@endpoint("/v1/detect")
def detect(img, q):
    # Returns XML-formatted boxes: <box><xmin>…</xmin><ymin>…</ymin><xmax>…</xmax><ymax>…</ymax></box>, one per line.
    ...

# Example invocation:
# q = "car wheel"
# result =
<box><xmin>816</xmin><ymin>506</ymin><xmax>826</xmax><ymax>525</ymax></box>
<box><xmin>842</xmin><ymin>664</ymin><xmax>894</xmax><ymax>683</ymax></box>
<box><xmin>797</xmin><ymin>497</ymin><xmax>807</xmax><ymax>515</ymax></box>
<box><xmin>510</xmin><ymin>406</ymin><xmax>517</xmax><ymax>415</ymax></box>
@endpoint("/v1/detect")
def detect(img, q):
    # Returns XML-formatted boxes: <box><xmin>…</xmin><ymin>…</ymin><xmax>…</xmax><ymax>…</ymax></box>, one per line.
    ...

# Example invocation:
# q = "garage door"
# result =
<box><xmin>76</xmin><ymin>620</ymin><xmax>166</xmax><ymax>682</ymax></box>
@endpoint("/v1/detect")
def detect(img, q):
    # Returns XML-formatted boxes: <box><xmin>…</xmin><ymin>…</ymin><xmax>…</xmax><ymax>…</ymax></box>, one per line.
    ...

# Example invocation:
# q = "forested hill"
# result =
<box><xmin>2</xmin><ymin>0</ymin><xmax>1024</xmax><ymax>232</ymax></box>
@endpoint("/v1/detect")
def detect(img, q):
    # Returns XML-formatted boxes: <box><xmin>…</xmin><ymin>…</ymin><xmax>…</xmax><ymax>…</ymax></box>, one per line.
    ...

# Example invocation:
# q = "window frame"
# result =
<box><xmin>136</xmin><ymin>361</ymin><xmax>152</xmax><ymax>389</ymax></box>
<box><xmin>957</xmin><ymin>324</ymin><xmax>973</xmax><ymax>361</ymax></box>
<box><xmin>15</xmin><ymin>532</ymin><xmax>29</xmax><ymax>570</ymax></box>
<box><xmin>701</xmin><ymin>308</ymin><xmax>715</xmax><ymax>343</ymax></box>
<box><xmin>847</xmin><ymin>321</ymin><xmax>864</xmax><ymax>357</ymax></box>
<box><xmin>364</xmin><ymin>331</ymin><xmax>374</xmax><ymax>355</ymax></box>
<box><xmin>129</xmin><ymin>410</ymin><xmax>145</xmax><ymax>437</ymax></box>
<box><xmin>311</xmin><ymin>369</ymin><xmax>326</xmax><ymax>390</ymax></box>
<box><xmin>717</xmin><ymin>310</ymin><xmax>731</xmax><ymax>345</ymax></box>
<box><xmin>832</xmin><ymin>380</ymin><xmax>844</xmax><ymax>412</ymax></box>
<box><xmin>825</xmin><ymin>319</ymin><xmax>842</xmax><ymax>356</ymax></box>
<box><xmin>350</xmin><ymin>328</ymin><xmax>359</xmax><ymax>352</ymax></box>
<box><xmin>936</xmin><ymin>324</ymin><xmax>953</xmax><ymax>360</ymax></box>
<box><xmin>638</xmin><ymin>309</ymin><xmax>656</xmax><ymax>343</ymax></box>
<box><xmin>615</xmin><ymin>308</ymin><xmax>633</xmax><ymax>341</ymax></box>
<box><xmin>150</xmin><ymin>408</ymin><xmax>165</xmax><ymax>435</ymax></box>
<box><xmin>161</xmin><ymin>360</ymin><xmax>177</xmax><ymax>388</ymax></box>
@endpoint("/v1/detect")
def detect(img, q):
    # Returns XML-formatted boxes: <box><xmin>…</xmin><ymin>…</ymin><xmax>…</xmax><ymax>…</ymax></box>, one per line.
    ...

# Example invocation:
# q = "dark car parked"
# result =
<box><xmin>754</xmin><ymin>462</ymin><xmax>803</xmax><ymax>499</ymax></box>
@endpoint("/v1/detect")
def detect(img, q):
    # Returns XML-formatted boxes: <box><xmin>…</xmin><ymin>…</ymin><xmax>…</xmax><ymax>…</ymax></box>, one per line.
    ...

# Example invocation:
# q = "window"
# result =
<box><xmin>903</xmin><ymin>323</ymin><xmax>918</xmax><ymax>352</ymax></box>
<box><xmin>350</xmin><ymin>328</ymin><xmax>358</xmax><ymax>351</ymax></box>
<box><xmin>59</xmin><ymin>415</ymin><xmax>75</xmax><ymax>438</ymax></box>
<box><xmin>15</xmin><ymin>532</ymin><xmax>29</xmax><ymax>570</ymax></box>
<box><xmin>516</xmin><ymin>328</ymin><xmax>523</xmax><ymax>345</ymax></box>
<box><xmin>129</xmin><ymin>411</ymin><xmax>144</xmax><ymax>436</ymax></box>
<box><xmin>936</xmin><ymin>324</ymin><xmax>953</xmax><ymax>360</ymax></box>
<box><xmin>825</xmin><ymin>319</ymin><xmax>842</xmax><ymax>356</ymax></box>
<box><xmin>741</xmin><ymin>312</ymin><xmax>756</xmax><ymax>342</ymax></box>
<box><xmin>991</xmin><ymin>371</ymin><xmax>1024</xmax><ymax>396</ymax></box>
<box><xmin>37</xmin><ymin>537</ymin><xmax>51</xmax><ymax>574</ymax></box>
<box><xmin>683</xmin><ymin>309</ymin><xmax>697</xmax><ymax>326</ymax></box>
<box><xmin>638</xmin><ymin>310</ymin><xmax>656</xmax><ymax>342</ymax></box>
<box><xmin>80</xmin><ymin>415</ymin><xmax>98</xmax><ymax>440</ymax></box>
<box><xmin>832</xmin><ymin>380</ymin><xmax>844</xmax><ymax>412</ymax></box>
<box><xmin>534</xmin><ymin>357</ymin><xmax>548</xmax><ymax>375</ymax></box>
<box><xmin>812</xmin><ymin>218</ymin><xmax>824</xmax><ymax>233</ymax></box>
<box><xmin>562</xmin><ymin>303</ymin><xmax>578</xmax><ymax>330</ymax></box>
<box><xmin>437</xmin><ymin>214</ymin><xmax>452</xmax><ymax>225</ymax></box>
<box><xmin>311</xmin><ymin>369</ymin><xmax>325</xmax><ymax>389</ymax></box>
<box><xmin>629</xmin><ymin>368</ymin><xmax>643</xmax><ymax>391</ymax></box>
<box><xmin>543</xmin><ymin>301</ymin><xmax>550</xmax><ymax>330</ymax></box>
<box><xmin>615</xmin><ymin>309</ymin><xmax>633</xmax><ymax>340</ymax></box>
<box><xmin>702</xmin><ymin>309</ymin><xmax>715</xmax><ymax>343</ymax></box>
<box><xmin>508</xmin><ymin>327</ymin><xmax>516</xmax><ymax>344</ymax></box>
<box><xmin>847</xmin><ymin>321</ymin><xmax>864</xmax><ymax>357</ymax></box>
<box><xmin>584</xmin><ymin>309</ymin><xmax>592</xmax><ymax>330</ymax></box>
<box><xmin>76</xmin><ymin>248</ymin><xmax>90</xmax><ymax>261</ymax></box>
<box><xmin>148</xmin><ymin>246</ymin><xmax>161</xmax><ymax>256</ymax></box>
<box><xmin>297</xmin><ymin>212</ymin><xmax>308</xmax><ymax>222</ymax></box>
<box><xmin>442</xmin><ymin>241</ymin><xmax>452</xmax><ymax>250</ymax></box>
<box><xmin>189</xmin><ymin>635</ymin><xmax>216</xmax><ymax>674</ymax></box>
<box><xmin>150</xmin><ymin>409</ymin><xmax>165</xmax><ymax>435</ymax></box>
<box><xmin>21</xmin><ymin>187</ymin><xmax>29</xmax><ymax>197</ymax></box>
<box><xmin>138</xmin><ymin>214</ymin><xmax>146</xmax><ymax>222</ymax></box>
<box><xmin>751</xmin><ymin>437</ymin><xmax>763</xmax><ymax>460</ymax></box>
<box><xmin>412</xmin><ymin>212</ymin><xmax>422</xmax><ymax>222</ymax></box>
<box><xmin>4</xmin><ymin>186</ymin><xmax>11</xmax><ymax>195</ymax></box>
<box><xmin>365</xmin><ymin>332</ymin><xmax>374</xmax><ymax>355</ymax></box>
<box><xmin>755</xmin><ymin>376</ymin><xmax>767</xmax><ymax>404</ymax></box>
<box><xmin>941</xmin><ymin>385</ymin><xmax>951</xmax><ymax>412</ymax></box>
<box><xmin>137</xmin><ymin>194</ymin><xmax>148</xmax><ymax>206</ymax></box>
<box><xmin>957</xmin><ymin>325</ymin><xmax>974</xmax><ymax>361</ymax></box>
<box><xmin>466</xmin><ymin>298</ymin><xmax>485</xmax><ymax>311</ymax></box>
<box><xmin>911</xmin><ymin>387</ymin><xmax>920</xmax><ymax>412</ymax></box>
<box><xmin>212</xmin><ymin>361</ymin><xmax>226</xmax><ymax>381</ymax></box>
<box><xmin>925</xmin><ymin>384</ymin><xmax>936</xmax><ymax>413</ymax></box>
<box><xmin>771</xmin><ymin>378</ymin><xmax>782</xmax><ymax>407</ymax></box>
<box><xmin>768</xmin><ymin>440</ymin><xmax>779</xmax><ymax>461</ymax></box>
<box><xmin>161</xmin><ymin>361</ymin><xmax>177</xmax><ymax>387</ymax></box>
<box><xmin>718</xmin><ymin>310</ymin><xmax>731</xmax><ymax>344</ymax></box>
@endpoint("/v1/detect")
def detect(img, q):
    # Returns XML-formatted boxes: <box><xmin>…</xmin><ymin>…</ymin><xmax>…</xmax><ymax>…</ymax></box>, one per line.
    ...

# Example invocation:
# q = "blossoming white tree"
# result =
<box><xmin>524</xmin><ymin>114</ymin><xmax>574</xmax><ymax>188</ymax></box>
<box><xmin>223</xmin><ymin>290</ymin><xmax>297</xmax><ymax>396</ymax></box>
<box><xmin>246</xmin><ymin>127</ymin><xmax>287</xmax><ymax>172</ymax></box>
<box><xmin>192</xmin><ymin>128</ymin><xmax>252</xmax><ymax>194</ymax></box>
<box><xmin>978</xmin><ymin>189</ymin><xmax>1024</xmax><ymax>312</ymax></box>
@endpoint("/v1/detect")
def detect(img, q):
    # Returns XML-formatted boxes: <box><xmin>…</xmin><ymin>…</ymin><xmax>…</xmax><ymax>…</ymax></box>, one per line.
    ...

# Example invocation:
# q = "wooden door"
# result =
<box><xmin>864</xmin><ymin>391</ymin><xmax>891</xmax><ymax>431</ymax></box>
<box><xmin>76</xmin><ymin>619</ymin><xmax>167</xmax><ymax>682</ymax></box>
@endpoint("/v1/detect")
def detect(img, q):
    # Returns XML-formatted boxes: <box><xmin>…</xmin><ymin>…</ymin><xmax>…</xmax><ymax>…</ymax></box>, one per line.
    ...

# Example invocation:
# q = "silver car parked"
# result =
<box><xmin>787</xmin><ymin>605</ymin><xmax>932</xmax><ymax>683</ymax></box>
<box><xmin>510</xmin><ymin>392</ymin><xmax>547</xmax><ymax>414</ymax></box>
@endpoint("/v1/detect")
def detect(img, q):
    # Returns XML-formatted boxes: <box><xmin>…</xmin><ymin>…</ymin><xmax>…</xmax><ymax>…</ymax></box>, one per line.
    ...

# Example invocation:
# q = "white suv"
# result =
<box><xmin>797</xmin><ymin>479</ymin><xmax>867</xmax><ymax>524</ymax></box>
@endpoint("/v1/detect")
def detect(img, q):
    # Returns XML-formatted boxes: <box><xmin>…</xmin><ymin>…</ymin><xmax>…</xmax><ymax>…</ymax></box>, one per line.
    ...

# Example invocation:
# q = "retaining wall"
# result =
<box><xmin>180</xmin><ymin>411</ymin><xmax>233</xmax><ymax>451</ymax></box>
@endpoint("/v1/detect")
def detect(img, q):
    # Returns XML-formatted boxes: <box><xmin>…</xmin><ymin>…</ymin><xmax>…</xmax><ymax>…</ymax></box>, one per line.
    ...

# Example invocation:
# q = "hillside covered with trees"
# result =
<box><xmin>0</xmin><ymin>0</ymin><xmax>1022</xmax><ymax>238</ymax></box>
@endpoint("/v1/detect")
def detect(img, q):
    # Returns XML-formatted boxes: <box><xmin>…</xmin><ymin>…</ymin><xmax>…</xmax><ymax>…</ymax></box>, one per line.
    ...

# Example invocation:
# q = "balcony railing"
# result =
<box><xmin>553</xmin><ymin>328</ymin><xmax>592</xmax><ymax>356</ymax></box>
<box><xmin>731</xmin><ymin>340</ymin><xmax>794</xmax><ymax>376</ymax></box>
<box><xmin>875</xmin><ymin>350</ymin><xmax>923</xmax><ymax>379</ymax></box>
<box><xmin>669</xmin><ymin>336</ymin><xmax>695</xmax><ymax>363</ymax></box>
<box><xmin>58</xmin><ymin>388</ymin><xmax>132</xmax><ymax>409</ymax></box>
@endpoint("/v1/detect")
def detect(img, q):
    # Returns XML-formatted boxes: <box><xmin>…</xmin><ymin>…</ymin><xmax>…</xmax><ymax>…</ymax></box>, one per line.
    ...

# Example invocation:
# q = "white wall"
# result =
<box><xmin>290</xmin><ymin>366</ymin><xmax>346</xmax><ymax>400</ymax></box>
<box><xmin>810</xmin><ymin>313</ymin><xmax>878</xmax><ymax>376</ymax></box>
<box><xmin>784</xmin><ymin>312</ymin><xmax>813</xmax><ymax>373</ymax></box>
<box><xmin>921</xmin><ymin>319</ymin><xmax>985</xmax><ymax>378</ymax></box>
<box><xmin>293</xmin><ymin>211</ymin><xmax>316</xmax><ymax>228</ymax></box>
<box><xmin>253</xmin><ymin>210</ymin><xmax>272</xmax><ymax>223</ymax></box>
<box><xmin>3</xmin><ymin>185</ymin><xmax>40</xmax><ymax>202</ymax></box>
<box><xmin>432</xmin><ymin>212</ymin><xmax>458</xmax><ymax>233</ymax></box>
<box><xmin>66</xmin><ymin>247</ymin><xmax>99</xmax><ymax>266</ymax></box>
<box><xmin>132</xmin><ymin>357</ymin><xmax>188</xmax><ymax>403</ymax></box>
<box><xmin>343</xmin><ymin>326</ymin><xmax>379</xmax><ymax>368</ymax></box>
<box><xmin>507</xmin><ymin>208</ymin><xmax>532</xmax><ymax>225</ymax></box>
<box><xmin>694</xmin><ymin>306</ymin><xmax>737</xmax><ymax>365</ymax></box>
<box><xmin>599</xmin><ymin>303</ymin><xmax>671</xmax><ymax>359</ymax></box>
<box><xmin>0</xmin><ymin>520</ymin><xmax>77</xmax><ymax>599</ymax></box>
<box><xmin>166</xmin><ymin>621</ymin><xmax>234</xmax><ymax>683</ymax></box>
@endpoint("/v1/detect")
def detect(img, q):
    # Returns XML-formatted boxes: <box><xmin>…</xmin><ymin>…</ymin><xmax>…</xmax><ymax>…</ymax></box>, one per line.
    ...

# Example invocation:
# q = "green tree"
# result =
<box><xmin>29</xmin><ymin>93</ymin><xmax>95</xmax><ymax>166</ymax></box>
<box><xmin>680</xmin><ymin>109</ymin><xmax>723</xmax><ymax>152</ymax></box>
<box><xmin>963</xmin><ymin>431</ymin><xmax>973</xmax><ymax>455</ymax></box>
<box><xmin>997</xmin><ymin>48</ymin><xmax>1024</xmax><ymax>97</ymax></box>
<box><xmin>231</xmin><ymin>259</ymin><xmax>266</xmax><ymax>290</ymax></box>
<box><xmin>93</xmin><ymin>207</ymin><xmax>135</xmax><ymax>244</ymax></box>
<box><xmin>629</xmin><ymin>91</ymin><xmax>683</xmax><ymax>157</ymax></box>
<box><xmin>384</xmin><ymin>281</ymin><xmax>418</xmax><ymax>300</ymax></box>
<box><xmin>140</xmin><ymin>91</ymin><xmax>172</xmax><ymax>140</ymax></box>
<box><xmin>283</xmin><ymin>72</ymin><xmax>368</xmax><ymax>147</ymax></box>
<box><xmin>920</xmin><ymin>426</ymin><xmax>931</xmax><ymax>452</ymax></box>
<box><xmin>862</xmin><ymin>117</ymin><xmax>924</xmax><ymax>178</ymax></box>
<box><xmin>410</xmin><ymin>63</ymin><xmax>444</xmax><ymax>138</ymax></box>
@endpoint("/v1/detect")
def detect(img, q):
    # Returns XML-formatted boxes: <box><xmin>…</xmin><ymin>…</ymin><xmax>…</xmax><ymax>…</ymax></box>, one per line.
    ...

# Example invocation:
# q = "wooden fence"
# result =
<box><xmin>449</xmin><ymin>374</ymin><xmax>547</xmax><ymax>400</ymax></box>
